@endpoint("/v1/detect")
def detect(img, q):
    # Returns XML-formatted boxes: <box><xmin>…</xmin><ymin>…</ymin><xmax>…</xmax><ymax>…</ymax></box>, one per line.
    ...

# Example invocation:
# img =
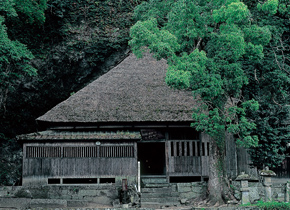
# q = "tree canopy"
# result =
<box><xmin>0</xmin><ymin>0</ymin><xmax>47</xmax><ymax>111</ymax></box>
<box><xmin>129</xmin><ymin>0</ymin><xmax>290</xmax><ymax>203</ymax></box>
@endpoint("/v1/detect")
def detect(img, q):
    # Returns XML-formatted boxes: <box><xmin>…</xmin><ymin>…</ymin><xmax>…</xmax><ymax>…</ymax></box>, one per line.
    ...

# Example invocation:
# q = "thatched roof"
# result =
<box><xmin>17</xmin><ymin>130</ymin><xmax>141</xmax><ymax>141</ymax></box>
<box><xmin>37</xmin><ymin>52</ymin><xmax>195</xmax><ymax>123</ymax></box>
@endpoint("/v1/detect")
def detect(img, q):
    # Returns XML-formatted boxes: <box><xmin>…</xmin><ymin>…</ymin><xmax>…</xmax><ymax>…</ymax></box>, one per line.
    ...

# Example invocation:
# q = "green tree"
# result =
<box><xmin>0</xmin><ymin>0</ymin><xmax>47</xmax><ymax>112</ymax></box>
<box><xmin>243</xmin><ymin>0</ymin><xmax>290</xmax><ymax>169</ymax></box>
<box><xmin>129</xmin><ymin>0</ymin><xmax>289</xmax><ymax>203</ymax></box>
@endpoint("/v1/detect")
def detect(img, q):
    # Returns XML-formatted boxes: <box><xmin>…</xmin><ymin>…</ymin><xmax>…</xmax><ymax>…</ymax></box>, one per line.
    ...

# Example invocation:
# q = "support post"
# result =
<box><xmin>138</xmin><ymin>161</ymin><xmax>141</xmax><ymax>193</ymax></box>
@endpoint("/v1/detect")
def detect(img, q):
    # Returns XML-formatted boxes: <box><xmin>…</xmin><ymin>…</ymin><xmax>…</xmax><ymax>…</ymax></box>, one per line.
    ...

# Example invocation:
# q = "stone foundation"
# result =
<box><xmin>0</xmin><ymin>180</ymin><xmax>289</xmax><ymax>209</ymax></box>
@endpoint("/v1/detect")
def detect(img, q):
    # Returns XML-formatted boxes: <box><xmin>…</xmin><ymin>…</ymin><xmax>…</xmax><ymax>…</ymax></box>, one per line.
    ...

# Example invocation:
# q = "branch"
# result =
<box><xmin>254</xmin><ymin>69</ymin><xmax>259</xmax><ymax>83</ymax></box>
<box><xmin>195</xmin><ymin>37</ymin><xmax>202</xmax><ymax>50</ymax></box>
<box><xmin>272</xmin><ymin>96</ymin><xmax>282</xmax><ymax>108</ymax></box>
<box><xmin>271</xmin><ymin>46</ymin><xmax>290</xmax><ymax>75</ymax></box>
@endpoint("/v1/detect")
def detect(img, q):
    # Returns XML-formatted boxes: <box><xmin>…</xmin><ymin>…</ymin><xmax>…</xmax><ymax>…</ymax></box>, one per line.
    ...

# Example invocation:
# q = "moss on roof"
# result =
<box><xmin>17</xmin><ymin>130</ymin><xmax>141</xmax><ymax>141</ymax></box>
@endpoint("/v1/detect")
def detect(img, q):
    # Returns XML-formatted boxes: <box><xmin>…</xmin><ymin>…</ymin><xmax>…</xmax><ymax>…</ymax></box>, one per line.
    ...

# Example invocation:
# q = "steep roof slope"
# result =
<box><xmin>37</xmin><ymin>52</ymin><xmax>196</xmax><ymax>123</ymax></box>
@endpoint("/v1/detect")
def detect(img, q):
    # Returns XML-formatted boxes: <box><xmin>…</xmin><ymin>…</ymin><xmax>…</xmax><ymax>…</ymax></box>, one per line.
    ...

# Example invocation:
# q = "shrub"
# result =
<box><xmin>256</xmin><ymin>201</ymin><xmax>290</xmax><ymax>210</ymax></box>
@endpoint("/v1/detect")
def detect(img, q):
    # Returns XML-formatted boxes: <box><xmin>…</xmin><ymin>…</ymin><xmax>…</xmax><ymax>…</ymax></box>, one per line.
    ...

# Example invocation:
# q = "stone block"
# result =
<box><xmin>92</xmin><ymin>195</ymin><xmax>113</xmax><ymax>205</ymax></box>
<box><xmin>29</xmin><ymin>199</ymin><xmax>67</xmax><ymax>208</ymax></box>
<box><xmin>177</xmin><ymin>183</ymin><xmax>192</xmax><ymax>187</ymax></box>
<box><xmin>171</xmin><ymin>184</ymin><xmax>177</xmax><ymax>192</ymax></box>
<box><xmin>77</xmin><ymin>189</ymin><xmax>98</xmax><ymax>197</ymax></box>
<box><xmin>177</xmin><ymin>184</ymin><xmax>191</xmax><ymax>193</ymax></box>
<box><xmin>0</xmin><ymin>198</ymin><xmax>31</xmax><ymax>209</ymax></box>
<box><xmin>191</xmin><ymin>187</ymin><xmax>204</xmax><ymax>193</ymax></box>
<box><xmin>67</xmin><ymin>200</ymin><xmax>89</xmax><ymax>207</ymax></box>
<box><xmin>14</xmin><ymin>188</ymin><xmax>33</xmax><ymax>198</ymax></box>
<box><xmin>191</xmin><ymin>182</ymin><xmax>206</xmax><ymax>187</ymax></box>
<box><xmin>179</xmin><ymin>192</ymin><xmax>199</xmax><ymax>199</ymax></box>
<box><xmin>249</xmin><ymin>187</ymin><xmax>260</xmax><ymax>203</ymax></box>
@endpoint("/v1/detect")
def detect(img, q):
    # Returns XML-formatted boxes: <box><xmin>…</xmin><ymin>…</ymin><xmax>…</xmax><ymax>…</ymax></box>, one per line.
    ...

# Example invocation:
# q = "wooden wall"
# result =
<box><xmin>167</xmin><ymin>136</ymin><xmax>210</xmax><ymax>177</ymax></box>
<box><xmin>23</xmin><ymin>142</ymin><xmax>138</xmax><ymax>180</ymax></box>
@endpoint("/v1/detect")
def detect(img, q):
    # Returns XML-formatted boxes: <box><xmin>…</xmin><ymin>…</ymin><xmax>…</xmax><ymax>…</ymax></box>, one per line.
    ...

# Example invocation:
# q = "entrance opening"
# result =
<box><xmin>137</xmin><ymin>142</ymin><xmax>165</xmax><ymax>175</ymax></box>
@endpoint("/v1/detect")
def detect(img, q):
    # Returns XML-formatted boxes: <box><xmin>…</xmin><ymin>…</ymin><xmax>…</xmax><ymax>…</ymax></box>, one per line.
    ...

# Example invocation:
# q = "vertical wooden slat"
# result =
<box><xmin>189</xmin><ymin>141</ymin><xmax>193</xmax><ymax>156</ymax></box>
<box><xmin>173</xmin><ymin>141</ymin><xmax>177</xmax><ymax>157</ymax></box>
<box><xmin>195</xmin><ymin>141</ymin><xmax>198</xmax><ymax>156</ymax></box>
<box><xmin>184</xmin><ymin>141</ymin><xmax>187</xmax><ymax>156</ymax></box>
<box><xmin>207</xmin><ymin>142</ymin><xmax>210</xmax><ymax>156</ymax></box>
<box><xmin>179</xmin><ymin>141</ymin><xmax>182</xmax><ymax>156</ymax></box>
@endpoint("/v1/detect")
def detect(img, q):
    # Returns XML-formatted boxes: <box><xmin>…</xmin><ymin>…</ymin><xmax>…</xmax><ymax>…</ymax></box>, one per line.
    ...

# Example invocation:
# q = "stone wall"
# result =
<box><xmin>0</xmin><ymin>185</ymin><xmax>118</xmax><ymax>206</ymax></box>
<box><xmin>232</xmin><ymin>180</ymin><xmax>288</xmax><ymax>203</ymax></box>
<box><xmin>176</xmin><ymin>182</ymin><xmax>207</xmax><ymax>201</ymax></box>
<box><xmin>0</xmin><ymin>179</ymin><xmax>288</xmax><ymax>208</ymax></box>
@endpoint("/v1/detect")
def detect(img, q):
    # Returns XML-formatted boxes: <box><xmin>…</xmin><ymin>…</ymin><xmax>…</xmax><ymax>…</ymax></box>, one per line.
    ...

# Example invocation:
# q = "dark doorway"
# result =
<box><xmin>137</xmin><ymin>142</ymin><xmax>166</xmax><ymax>175</ymax></box>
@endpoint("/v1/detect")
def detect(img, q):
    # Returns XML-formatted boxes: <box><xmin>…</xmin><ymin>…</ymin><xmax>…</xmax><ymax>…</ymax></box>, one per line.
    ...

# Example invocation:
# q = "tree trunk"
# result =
<box><xmin>207</xmin><ymin>133</ymin><xmax>236</xmax><ymax>205</ymax></box>
<box><xmin>207</xmin><ymin>137</ymin><xmax>224</xmax><ymax>204</ymax></box>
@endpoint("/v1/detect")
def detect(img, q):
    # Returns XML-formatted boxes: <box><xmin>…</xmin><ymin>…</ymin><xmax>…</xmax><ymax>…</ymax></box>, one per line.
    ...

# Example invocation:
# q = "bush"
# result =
<box><xmin>256</xmin><ymin>201</ymin><xmax>290</xmax><ymax>210</ymax></box>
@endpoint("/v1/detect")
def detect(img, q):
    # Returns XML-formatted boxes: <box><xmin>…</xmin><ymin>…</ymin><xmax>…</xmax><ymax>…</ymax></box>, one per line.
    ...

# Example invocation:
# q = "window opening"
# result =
<box><xmin>26</xmin><ymin>146</ymin><xmax>61</xmax><ymax>158</ymax></box>
<box><xmin>100</xmin><ymin>146</ymin><xmax>134</xmax><ymax>158</ymax></box>
<box><xmin>100</xmin><ymin>178</ymin><xmax>115</xmax><ymax>183</ymax></box>
<box><xmin>63</xmin><ymin>147</ymin><xmax>98</xmax><ymax>158</ymax></box>
<box><xmin>170</xmin><ymin>176</ymin><xmax>202</xmax><ymax>183</ymax></box>
<box><xmin>170</xmin><ymin>141</ymin><xmax>209</xmax><ymax>157</ymax></box>
<box><xmin>48</xmin><ymin>178</ymin><xmax>61</xmax><ymax>184</ymax></box>
<box><xmin>63</xmin><ymin>178</ymin><xmax>98</xmax><ymax>184</ymax></box>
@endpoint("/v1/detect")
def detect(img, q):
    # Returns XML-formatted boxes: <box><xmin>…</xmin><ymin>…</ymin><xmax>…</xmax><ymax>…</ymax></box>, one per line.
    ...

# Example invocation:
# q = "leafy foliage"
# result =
<box><xmin>130</xmin><ymin>0</ymin><xmax>290</xmax><ymax>171</ymax></box>
<box><xmin>256</xmin><ymin>200</ymin><xmax>290</xmax><ymax>210</ymax></box>
<box><xmin>129</xmin><ymin>0</ymin><xmax>270</xmax><ymax>148</ymax></box>
<box><xmin>243</xmin><ymin>0</ymin><xmax>290</xmax><ymax>169</ymax></box>
<box><xmin>0</xmin><ymin>0</ymin><xmax>40</xmax><ymax>112</ymax></box>
<box><xmin>129</xmin><ymin>0</ymin><xmax>290</xmax><ymax>200</ymax></box>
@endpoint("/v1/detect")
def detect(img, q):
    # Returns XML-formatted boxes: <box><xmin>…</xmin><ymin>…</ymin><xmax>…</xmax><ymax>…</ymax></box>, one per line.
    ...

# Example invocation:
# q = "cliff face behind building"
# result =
<box><xmin>0</xmin><ymin>0</ymin><xmax>138</xmax><ymax>185</ymax></box>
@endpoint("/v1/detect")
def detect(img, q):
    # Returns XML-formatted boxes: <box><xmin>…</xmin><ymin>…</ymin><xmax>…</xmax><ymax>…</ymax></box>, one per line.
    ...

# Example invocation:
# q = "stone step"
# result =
<box><xmin>143</xmin><ymin>183</ymin><xmax>170</xmax><ymax>188</ymax></box>
<box><xmin>26</xmin><ymin>208</ymin><xmax>154</xmax><ymax>210</ymax></box>
<box><xmin>141</xmin><ymin>201</ymin><xmax>180</xmax><ymax>208</ymax></box>
<box><xmin>141</xmin><ymin>177</ymin><xmax>167</xmax><ymax>184</ymax></box>
<box><xmin>141</xmin><ymin>192</ymin><xmax>180</xmax><ymax>198</ymax></box>
<box><xmin>141</xmin><ymin>197</ymin><xmax>180</xmax><ymax>203</ymax></box>
<box><xmin>67</xmin><ymin>199</ymin><xmax>89</xmax><ymax>207</ymax></box>
<box><xmin>141</xmin><ymin>187</ymin><xmax>172</xmax><ymax>193</ymax></box>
